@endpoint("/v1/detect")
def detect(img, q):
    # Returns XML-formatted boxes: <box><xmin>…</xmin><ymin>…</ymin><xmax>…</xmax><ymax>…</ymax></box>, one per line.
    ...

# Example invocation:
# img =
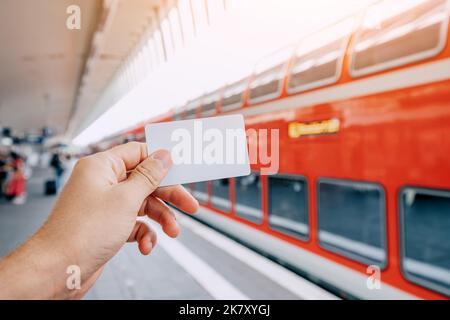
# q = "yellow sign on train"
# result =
<box><xmin>288</xmin><ymin>119</ymin><xmax>340</xmax><ymax>138</ymax></box>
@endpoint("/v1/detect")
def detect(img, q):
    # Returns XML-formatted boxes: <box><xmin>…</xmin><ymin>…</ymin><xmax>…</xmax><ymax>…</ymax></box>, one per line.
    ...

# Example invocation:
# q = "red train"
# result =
<box><xmin>106</xmin><ymin>0</ymin><xmax>450</xmax><ymax>299</ymax></box>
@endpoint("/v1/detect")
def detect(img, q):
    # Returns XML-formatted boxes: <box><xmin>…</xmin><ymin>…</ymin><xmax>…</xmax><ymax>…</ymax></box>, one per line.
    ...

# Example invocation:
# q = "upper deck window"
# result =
<box><xmin>287</xmin><ymin>18</ymin><xmax>355</xmax><ymax>94</ymax></box>
<box><xmin>183</xmin><ymin>99</ymin><xmax>201</xmax><ymax>119</ymax></box>
<box><xmin>351</xmin><ymin>0</ymin><xmax>449</xmax><ymax>77</ymax></box>
<box><xmin>173</xmin><ymin>105</ymin><xmax>184</xmax><ymax>121</ymax></box>
<box><xmin>220</xmin><ymin>79</ymin><xmax>247</xmax><ymax>112</ymax></box>
<box><xmin>201</xmin><ymin>92</ymin><xmax>220</xmax><ymax>117</ymax></box>
<box><xmin>248</xmin><ymin>47</ymin><xmax>293</xmax><ymax>104</ymax></box>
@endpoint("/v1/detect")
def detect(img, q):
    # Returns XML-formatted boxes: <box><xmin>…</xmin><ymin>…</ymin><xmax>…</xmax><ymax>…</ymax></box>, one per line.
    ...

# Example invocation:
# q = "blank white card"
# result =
<box><xmin>145</xmin><ymin>114</ymin><xmax>250</xmax><ymax>187</ymax></box>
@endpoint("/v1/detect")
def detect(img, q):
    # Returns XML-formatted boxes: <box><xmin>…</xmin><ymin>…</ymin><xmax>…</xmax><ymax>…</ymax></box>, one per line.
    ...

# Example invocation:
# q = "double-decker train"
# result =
<box><xmin>100</xmin><ymin>0</ymin><xmax>450</xmax><ymax>299</ymax></box>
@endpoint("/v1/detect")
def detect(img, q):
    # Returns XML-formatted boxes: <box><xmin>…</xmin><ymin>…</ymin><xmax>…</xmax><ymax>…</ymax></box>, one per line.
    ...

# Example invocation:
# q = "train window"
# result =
<box><xmin>350</xmin><ymin>0</ymin><xmax>449</xmax><ymax>77</ymax></box>
<box><xmin>317</xmin><ymin>179</ymin><xmax>386</xmax><ymax>266</ymax></box>
<box><xmin>268</xmin><ymin>175</ymin><xmax>309</xmax><ymax>240</ymax></box>
<box><xmin>211</xmin><ymin>179</ymin><xmax>231</xmax><ymax>212</ymax></box>
<box><xmin>178</xmin><ymin>0</ymin><xmax>195</xmax><ymax>44</ymax></box>
<box><xmin>193</xmin><ymin>181</ymin><xmax>209</xmax><ymax>204</ymax></box>
<box><xmin>248</xmin><ymin>46</ymin><xmax>293</xmax><ymax>104</ymax></box>
<box><xmin>184</xmin><ymin>99</ymin><xmax>200</xmax><ymax>119</ymax></box>
<box><xmin>183</xmin><ymin>183</ymin><xmax>193</xmax><ymax>197</ymax></box>
<box><xmin>184</xmin><ymin>108</ymin><xmax>196</xmax><ymax>119</ymax></box>
<box><xmin>201</xmin><ymin>92</ymin><xmax>219</xmax><ymax>117</ymax></box>
<box><xmin>288</xmin><ymin>17</ymin><xmax>355</xmax><ymax>94</ymax></box>
<box><xmin>400</xmin><ymin>188</ymin><xmax>450</xmax><ymax>296</ymax></box>
<box><xmin>173</xmin><ymin>105</ymin><xmax>184</xmax><ymax>121</ymax></box>
<box><xmin>235</xmin><ymin>173</ymin><xmax>262</xmax><ymax>224</ymax></box>
<box><xmin>220</xmin><ymin>79</ymin><xmax>247</xmax><ymax>112</ymax></box>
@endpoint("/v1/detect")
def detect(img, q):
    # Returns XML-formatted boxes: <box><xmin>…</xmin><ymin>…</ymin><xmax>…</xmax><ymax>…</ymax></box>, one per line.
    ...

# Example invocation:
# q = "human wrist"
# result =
<box><xmin>0</xmin><ymin>230</ymin><xmax>79</xmax><ymax>300</ymax></box>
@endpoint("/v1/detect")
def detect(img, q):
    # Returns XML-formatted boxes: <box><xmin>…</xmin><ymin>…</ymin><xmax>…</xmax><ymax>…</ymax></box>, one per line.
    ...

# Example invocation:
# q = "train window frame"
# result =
<box><xmin>193</xmin><ymin>181</ymin><xmax>210</xmax><ymax>205</ymax></box>
<box><xmin>286</xmin><ymin>16</ymin><xmax>356</xmax><ymax>95</ymax></box>
<box><xmin>172</xmin><ymin>105</ymin><xmax>184</xmax><ymax>121</ymax></box>
<box><xmin>267</xmin><ymin>174</ymin><xmax>310</xmax><ymax>241</ymax></box>
<box><xmin>201</xmin><ymin>91</ymin><xmax>220</xmax><ymax>117</ymax></box>
<box><xmin>399</xmin><ymin>186</ymin><xmax>450</xmax><ymax>297</ymax></box>
<box><xmin>211</xmin><ymin>178</ymin><xmax>232</xmax><ymax>213</ymax></box>
<box><xmin>234</xmin><ymin>171</ymin><xmax>264</xmax><ymax>225</ymax></box>
<box><xmin>248</xmin><ymin>46</ymin><xmax>294</xmax><ymax>105</ymax></box>
<box><xmin>184</xmin><ymin>99</ymin><xmax>201</xmax><ymax>119</ymax></box>
<box><xmin>349</xmin><ymin>0</ymin><xmax>450</xmax><ymax>78</ymax></box>
<box><xmin>220</xmin><ymin>79</ymin><xmax>248</xmax><ymax>113</ymax></box>
<box><xmin>317</xmin><ymin>178</ymin><xmax>388</xmax><ymax>268</ymax></box>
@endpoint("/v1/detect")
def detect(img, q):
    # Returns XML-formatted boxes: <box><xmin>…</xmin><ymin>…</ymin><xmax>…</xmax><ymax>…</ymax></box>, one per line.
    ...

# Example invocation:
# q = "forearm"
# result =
<box><xmin>0</xmin><ymin>144</ymin><xmax>191</xmax><ymax>300</ymax></box>
<box><xmin>0</xmin><ymin>232</ymin><xmax>75</xmax><ymax>300</ymax></box>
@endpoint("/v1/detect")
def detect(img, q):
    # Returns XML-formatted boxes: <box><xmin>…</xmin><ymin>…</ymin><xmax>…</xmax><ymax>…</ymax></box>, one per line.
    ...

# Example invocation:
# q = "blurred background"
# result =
<box><xmin>0</xmin><ymin>0</ymin><xmax>449</xmax><ymax>300</ymax></box>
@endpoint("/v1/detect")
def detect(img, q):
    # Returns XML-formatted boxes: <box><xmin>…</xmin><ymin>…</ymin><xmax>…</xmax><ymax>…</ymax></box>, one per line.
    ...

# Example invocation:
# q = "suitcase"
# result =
<box><xmin>44</xmin><ymin>180</ymin><xmax>57</xmax><ymax>195</ymax></box>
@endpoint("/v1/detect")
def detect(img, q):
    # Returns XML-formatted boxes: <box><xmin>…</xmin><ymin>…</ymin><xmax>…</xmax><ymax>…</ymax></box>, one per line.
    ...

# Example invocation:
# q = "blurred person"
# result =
<box><xmin>0</xmin><ymin>154</ymin><xmax>8</xmax><ymax>199</ymax></box>
<box><xmin>4</xmin><ymin>152</ymin><xmax>26</xmax><ymax>205</ymax></box>
<box><xmin>49</xmin><ymin>152</ymin><xmax>65</xmax><ymax>192</ymax></box>
<box><xmin>0</xmin><ymin>142</ymin><xmax>198</xmax><ymax>299</ymax></box>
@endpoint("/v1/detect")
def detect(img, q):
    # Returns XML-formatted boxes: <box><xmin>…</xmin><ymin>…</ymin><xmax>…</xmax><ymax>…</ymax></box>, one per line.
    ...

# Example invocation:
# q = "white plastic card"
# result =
<box><xmin>145</xmin><ymin>114</ymin><xmax>250</xmax><ymax>187</ymax></box>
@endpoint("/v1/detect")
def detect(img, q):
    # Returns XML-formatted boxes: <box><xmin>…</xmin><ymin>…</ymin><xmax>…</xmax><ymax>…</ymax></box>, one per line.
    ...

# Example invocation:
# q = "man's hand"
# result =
<box><xmin>0</xmin><ymin>142</ymin><xmax>199</xmax><ymax>299</ymax></box>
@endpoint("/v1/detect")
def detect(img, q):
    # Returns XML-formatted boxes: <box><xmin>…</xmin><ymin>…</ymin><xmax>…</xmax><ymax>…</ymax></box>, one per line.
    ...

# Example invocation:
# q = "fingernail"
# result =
<box><xmin>151</xmin><ymin>150</ymin><xmax>172</xmax><ymax>169</ymax></box>
<box><xmin>147</xmin><ymin>241</ymin><xmax>153</xmax><ymax>254</ymax></box>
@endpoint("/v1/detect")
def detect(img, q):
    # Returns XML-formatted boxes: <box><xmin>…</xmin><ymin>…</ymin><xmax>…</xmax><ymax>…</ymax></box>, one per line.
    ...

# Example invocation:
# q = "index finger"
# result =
<box><xmin>153</xmin><ymin>185</ymin><xmax>199</xmax><ymax>214</ymax></box>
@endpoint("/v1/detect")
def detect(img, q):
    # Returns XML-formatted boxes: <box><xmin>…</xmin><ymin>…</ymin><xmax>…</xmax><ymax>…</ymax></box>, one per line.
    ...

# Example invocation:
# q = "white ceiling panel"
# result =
<box><xmin>0</xmin><ymin>0</ymin><xmax>102</xmax><ymax>135</ymax></box>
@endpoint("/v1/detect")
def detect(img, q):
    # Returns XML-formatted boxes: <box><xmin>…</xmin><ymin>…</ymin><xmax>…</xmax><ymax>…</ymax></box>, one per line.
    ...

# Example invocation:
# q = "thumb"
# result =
<box><xmin>122</xmin><ymin>149</ymin><xmax>172</xmax><ymax>201</ymax></box>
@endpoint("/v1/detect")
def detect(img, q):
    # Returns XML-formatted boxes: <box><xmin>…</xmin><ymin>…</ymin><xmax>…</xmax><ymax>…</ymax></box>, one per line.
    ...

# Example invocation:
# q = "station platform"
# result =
<box><xmin>0</xmin><ymin>167</ymin><xmax>337</xmax><ymax>300</ymax></box>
